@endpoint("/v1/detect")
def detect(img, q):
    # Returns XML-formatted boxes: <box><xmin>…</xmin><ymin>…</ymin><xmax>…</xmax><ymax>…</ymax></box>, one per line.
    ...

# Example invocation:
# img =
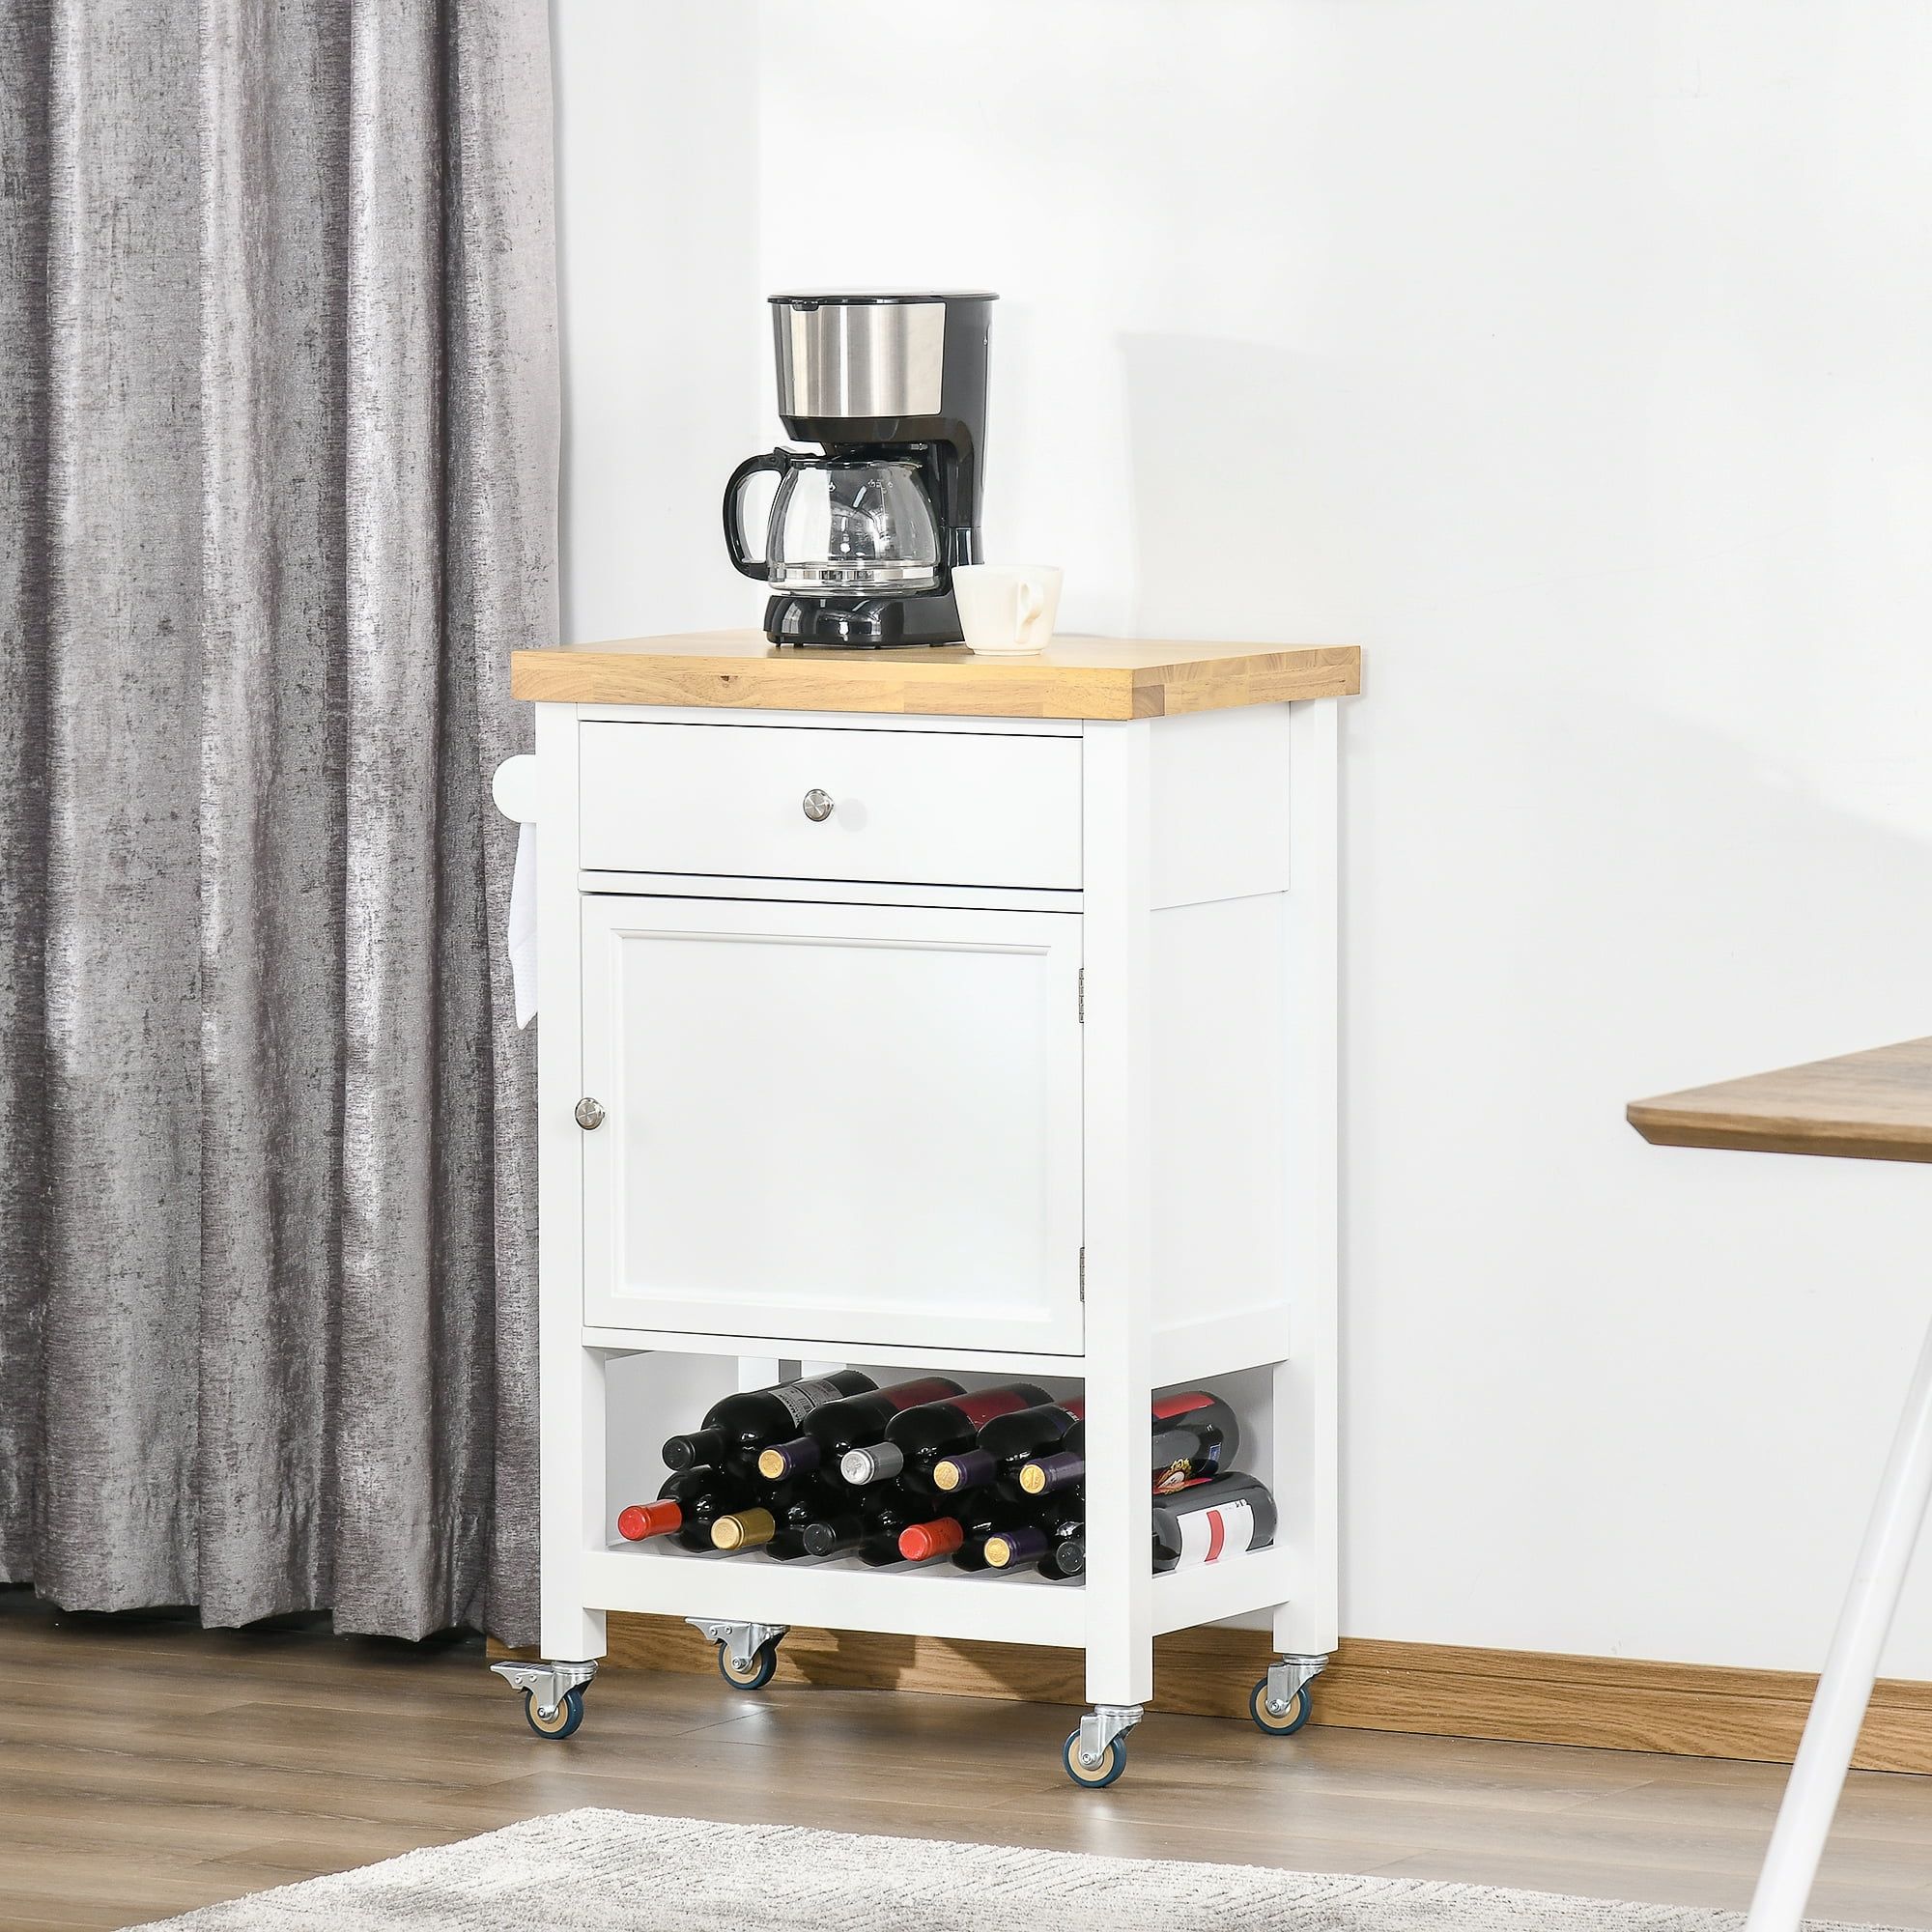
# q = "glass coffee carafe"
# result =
<box><xmin>724</xmin><ymin>451</ymin><xmax>941</xmax><ymax>594</ymax></box>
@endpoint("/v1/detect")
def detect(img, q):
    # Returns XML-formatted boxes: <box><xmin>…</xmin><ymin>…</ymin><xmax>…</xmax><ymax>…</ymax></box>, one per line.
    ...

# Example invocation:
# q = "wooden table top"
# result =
<box><xmin>1628</xmin><ymin>1037</ymin><xmax>1932</xmax><ymax>1165</ymax></box>
<box><xmin>510</xmin><ymin>630</ymin><xmax>1360</xmax><ymax>721</ymax></box>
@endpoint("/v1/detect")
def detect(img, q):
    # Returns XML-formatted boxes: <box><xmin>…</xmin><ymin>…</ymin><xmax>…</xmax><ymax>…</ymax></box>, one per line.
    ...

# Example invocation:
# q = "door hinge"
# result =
<box><xmin>1078</xmin><ymin>1246</ymin><xmax>1086</xmax><ymax>1300</ymax></box>
<box><xmin>1078</xmin><ymin>967</ymin><xmax>1085</xmax><ymax>1023</ymax></box>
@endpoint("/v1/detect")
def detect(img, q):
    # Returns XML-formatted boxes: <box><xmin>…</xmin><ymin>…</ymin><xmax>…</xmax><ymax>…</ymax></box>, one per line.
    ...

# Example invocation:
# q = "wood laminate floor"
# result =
<box><xmin>6</xmin><ymin>1588</ymin><xmax>1932</xmax><ymax>1932</ymax></box>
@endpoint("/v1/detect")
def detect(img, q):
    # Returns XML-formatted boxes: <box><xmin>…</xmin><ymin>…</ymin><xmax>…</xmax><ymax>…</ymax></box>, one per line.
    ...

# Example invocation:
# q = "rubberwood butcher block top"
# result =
<box><xmin>510</xmin><ymin>630</ymin><xmax>1361</xmax><ymax>721</ymax></box>
<box><xmin>1628</xmin><ymin>1037</ymin><xmax>1932</xmax><ymax>1164</ymax></box>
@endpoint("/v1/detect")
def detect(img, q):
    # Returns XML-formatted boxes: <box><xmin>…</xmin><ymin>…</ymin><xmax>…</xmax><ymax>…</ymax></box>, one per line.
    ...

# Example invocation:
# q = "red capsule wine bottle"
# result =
<box><xmin>615</xmin><ymin>1466</ymin><xmax>754</xmax><ymax>1553</ymax></box>
<box><xmin>710</xmin><ymin>1480</ymin><xmax>840</xmax><ymax>1560</ymax></box>
<box><xmin>1018</xmin><ymin>1390</ymin><xmax>1240</xmax><ymax>1499</ymax></box>
<box><xmin>929</xmin><ymin>1397</ymin><xmax>1084</xmax><ymax>1500</ymax></box>
<box><xmin>757</xmin><ymin>1376</ymin><xmax>964</xmax><ymax>1484</ymax></box>
<box><xmin>1151</xmin><ymin>1472</ymin><xmax>1276</xmax><ymax>1572</ymax></box>
<box><xmin>898</xmin><ymin>1497</ymin><xmax>1044</xmax><ymax>1573</ymax></box>
<box><xmin>839</xmin><ymin>1382</ymin><xmax>1052</xmax><ymax>1494</ymax></box>
<box><xmin>801</xmin><ymin>1483</ymin><xmax>923</xmax><ymax>1566</ymax></box>
<box><xmin>662</xmin><ymin>1369</ymin><xmax>875</xmax><ymax>1479</ymax></box>
<box><xmin>983</xmin><ymin>1509</ymin><xmax>1087</xmax><ymax>1581</ymax></box>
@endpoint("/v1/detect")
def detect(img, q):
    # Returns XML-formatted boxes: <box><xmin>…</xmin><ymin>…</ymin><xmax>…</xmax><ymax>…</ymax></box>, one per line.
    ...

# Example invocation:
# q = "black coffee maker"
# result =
<box><xmin>723</xmin><ymin>291</ymin><xmax>995</xmax><ymax>646</ymax></box>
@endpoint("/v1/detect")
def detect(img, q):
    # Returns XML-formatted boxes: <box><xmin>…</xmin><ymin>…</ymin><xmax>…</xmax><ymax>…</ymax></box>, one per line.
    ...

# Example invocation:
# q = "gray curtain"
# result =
<box><xmin>0</xmin><ymin>0</ymin><xmax>554</xmax><ymax>1644</ymax></box>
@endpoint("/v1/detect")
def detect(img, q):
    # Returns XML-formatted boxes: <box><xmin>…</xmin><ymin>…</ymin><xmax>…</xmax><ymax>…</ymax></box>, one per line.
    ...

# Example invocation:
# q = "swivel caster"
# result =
<box><xmin>687</xmin><ymin>1617</ymin><xmax>787</xmax><ymax>1694</ymax></box>
<box><xmin>490</xmin><ymin>1659</ymin><xmax>597</xmax><ymax>1743</ymax></box>
<box><xmin>1064</xmin><ymin>1703</ymin><xmax>1141</xmax><ymax>1788</ymax></box>
<box><xmin>717</xmin><ymin>1638</ymin><xmax>780</xmax><ymax>1691</ymax></box>
<box><xmin>525</xmin><ymin>1686</ymin><xmax>585</xmax><ymax>1739</ymax></box>
<box><xmin>1063</xmin><ymin>1727</ymin><xmax>1127</xmax><ymax>1788</ymax></box>
<box><xmin>1249</xmin><ymin>1678</ymin><xmax>1311</xmax><ymax>1735</ymax></box>
<box><xmin>1251</xmin><ymin>1654</ymin><xmax>1326</xmax><ymax>1737</ymax></box>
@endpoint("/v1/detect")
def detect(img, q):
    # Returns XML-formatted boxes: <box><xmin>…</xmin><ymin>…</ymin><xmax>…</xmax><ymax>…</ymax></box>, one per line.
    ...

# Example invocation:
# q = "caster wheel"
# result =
<box><xmin>1063</xmin><ymin>1728</ymin><xmax>1128</xmax><ymax>1788</ymax></box>
<box><xmin>524</xmin><ymin>1687</ymin><xmax>584</xmax><ymax>1740</ymax></box>
<box><xmin>1250</xmin><ymin>1677</ymin><xmax>1312</xmax><ymax>1735</ymax></box>
<box><xmin>717</xmin><ymin>1639</ymin><xmax>780</xmax><ymax>1691</ymax></box>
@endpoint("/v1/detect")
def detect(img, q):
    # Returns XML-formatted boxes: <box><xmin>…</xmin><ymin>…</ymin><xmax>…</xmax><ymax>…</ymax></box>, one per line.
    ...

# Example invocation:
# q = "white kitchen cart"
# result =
<box><xmin>491</xmin><ymin>631</ymin><xmax>1358</xmax><ymax>1783</ymax></box>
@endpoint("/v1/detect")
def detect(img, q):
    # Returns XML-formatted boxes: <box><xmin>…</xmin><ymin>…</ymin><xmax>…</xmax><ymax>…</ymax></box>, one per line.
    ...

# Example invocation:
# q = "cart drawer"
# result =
<box><xmin>578</xmin><ymin>721</ymin><xmax>1082</xmax><ymax>890</ymax></box>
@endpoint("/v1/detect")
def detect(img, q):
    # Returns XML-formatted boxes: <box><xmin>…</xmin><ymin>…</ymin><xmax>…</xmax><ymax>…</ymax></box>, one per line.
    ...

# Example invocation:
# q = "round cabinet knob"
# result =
<box><xmin>574</xmin><ymin>1097</ymin><xmax>606</xmax><ymax>1131</ymax></box>
<box><xmin>801</xmin><ymin>788</ymin><xmax>835</xmax><ymax>823</ymax></box>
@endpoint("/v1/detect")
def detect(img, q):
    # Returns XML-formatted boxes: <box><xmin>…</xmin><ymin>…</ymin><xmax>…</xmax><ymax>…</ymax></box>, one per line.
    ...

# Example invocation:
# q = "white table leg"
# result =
<box><xmin>1747</xmin><ymin>1307</ymin><xmax>1932</xmax><ymax>1932</ymax></box>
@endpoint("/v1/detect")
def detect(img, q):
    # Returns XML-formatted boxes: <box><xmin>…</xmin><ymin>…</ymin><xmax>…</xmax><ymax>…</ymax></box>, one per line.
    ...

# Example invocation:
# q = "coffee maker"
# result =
<box><xmin>723</xmin><ymin>291</ymin><xmax>996</xmax><ymax>646</ymax></box>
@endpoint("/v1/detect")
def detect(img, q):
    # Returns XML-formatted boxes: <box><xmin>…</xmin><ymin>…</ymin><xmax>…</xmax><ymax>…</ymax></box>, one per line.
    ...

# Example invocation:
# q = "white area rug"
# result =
<box><xmin>131</xmin><ymin>1808</ymin><xmax>1887</xmax><ymax>1931</ymax></box>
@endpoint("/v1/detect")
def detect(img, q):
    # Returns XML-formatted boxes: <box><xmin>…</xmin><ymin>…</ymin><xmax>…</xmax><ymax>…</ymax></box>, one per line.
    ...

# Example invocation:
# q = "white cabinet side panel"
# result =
<box><xmin>1150</xmin><ymin>893</ymin><xmax>1292</xmax><ymax>1344</ymax></box>
<box><xmin>1149</xmin><ymin>705</ymin><xmax>1293</xmax><ymax>910</ymax></box>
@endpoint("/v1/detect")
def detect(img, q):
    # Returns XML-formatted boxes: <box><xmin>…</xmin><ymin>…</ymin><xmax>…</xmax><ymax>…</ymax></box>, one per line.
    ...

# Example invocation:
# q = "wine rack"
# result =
<box><xmin>594</xmin><ymin>1358</ymin><xmax>1295</xmax><ymax>1654</ymax></box>
<box><xmin>494</xmin><ymin>662</ymin><xmax>1346</xmax><ymax>1786</ymax></box>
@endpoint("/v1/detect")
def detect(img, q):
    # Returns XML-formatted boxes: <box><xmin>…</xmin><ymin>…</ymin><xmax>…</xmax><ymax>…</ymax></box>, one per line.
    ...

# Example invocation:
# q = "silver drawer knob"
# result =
<box><xmin>575</xmin><ymin>1096</ymin><xmax>606</xmax><ymax>1131</ymax></box>
<box><xmin>802</xmin><ymin>788</ymin><xmax>835</xmax><ymax>823</ymax></box>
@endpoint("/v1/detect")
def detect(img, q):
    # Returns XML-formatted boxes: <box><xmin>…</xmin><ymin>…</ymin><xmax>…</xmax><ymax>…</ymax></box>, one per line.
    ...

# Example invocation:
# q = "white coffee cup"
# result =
<box><xmin>952</xmin><ymin>564</ymin><xmax>1064</xmax><ymax>655</ymax></box>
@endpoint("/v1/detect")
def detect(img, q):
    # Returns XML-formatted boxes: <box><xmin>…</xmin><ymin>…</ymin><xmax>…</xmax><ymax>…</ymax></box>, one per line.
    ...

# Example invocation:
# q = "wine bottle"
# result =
<box><xmin>839</xmin><ymin>1382</ymin><xmax>1052</xmax><ymax>1493</ymax></box>
<box><xmin>929</xmin><ymin>1397</ymin><xmax>1084</xmax><ymax>1499</ymax></box>
<box><xmin>898</xmin><ymin>1497</ymin><xmax>1044</xmax><ymax>1572</ymax></box>
<box><xmin>1018</xmin><ymin>1390</ymin><xmax>1239</xmax><ymax>1498</ymax></box>
<box><xmin>795</xmin><ymin>1506</ymin><xmax>865</xmax><ymax>1560</ymax></box>
<box><xmin>757</xmin><ymin>1376</ymin><xmax>964</xmax><ymax>1483</ymax></box>
<box><xmin>710</xmin><ymin>1480</ymin><xmax>839</xmax><ymax>1560</ymax></box>
<box><xmin>1039</xmin><ymin>1475</ymin><xmax>1274</xmax><ymax>1577</ymax></box>
<box><xmin>1042</xmin><ymin>1528</ymin><xmax>1088</xmax><ymax>1578</ymax></box>
<box><xmin>801</xmin><ymin>1483</ymin><xmax>923</xmax><ymax>1566</ymax></box>
<box><xmin>615</xmin><ymin>1466</ymin><xmax>754</xmax><ymax>1553</ymax></box>
<box><xmin>662</xmin><ymin>1370</ymin><xmax>875</xmax><ymax>1478</ymax></box>
<box><xmin>982</xmin><ymin>1509</ymin><xmax>1087</xmax><ymax>1581</ymax></box>
<box><xmin>1151</xmin><ymin>1472</ymin><xmax>1275</xmax><ymax>1572</ymax></box>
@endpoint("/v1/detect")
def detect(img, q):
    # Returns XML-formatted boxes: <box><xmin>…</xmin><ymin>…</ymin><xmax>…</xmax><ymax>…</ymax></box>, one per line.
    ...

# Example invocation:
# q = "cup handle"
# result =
<box><xmin>1014</xmin><ymin>578</ymin><xmax>1042</xmax><ymax>640</ymax></box>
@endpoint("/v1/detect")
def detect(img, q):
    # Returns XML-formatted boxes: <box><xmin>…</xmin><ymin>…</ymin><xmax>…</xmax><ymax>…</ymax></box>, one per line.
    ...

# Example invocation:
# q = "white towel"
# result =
<box><xmin>508</xmin><ymin>820</ymin><xmax>538</xmax><ymax>1027</ymax></box>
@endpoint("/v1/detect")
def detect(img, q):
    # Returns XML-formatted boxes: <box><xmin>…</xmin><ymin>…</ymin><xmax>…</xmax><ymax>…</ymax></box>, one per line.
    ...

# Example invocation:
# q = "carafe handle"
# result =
<box><xmin>723</xmin><ymin>449</ymin><xmax>793</xmax><ymax>580</ymax></box>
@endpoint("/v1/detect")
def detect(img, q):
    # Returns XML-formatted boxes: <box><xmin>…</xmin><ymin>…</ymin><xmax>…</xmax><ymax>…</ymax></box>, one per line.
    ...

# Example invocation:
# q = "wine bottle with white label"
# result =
<box><xmin>661</xmin><ymin>1370</ymin><xmax>875</xmax><ymax>1480</ymax></box>
<box><xmin>839</xmin><ymin>1383</ymin><xmax>1052</xmax><ymax>1494</ymax></box>
<box><xmin>1151</xmin><ymin>1472</ymin><xmax>1276</xmax><ymax>1572</ymax></box>
<box><xmin>1047</xmin><ymin>1473</ymin><xmax>1274</xmax><ymax>1577</ymax></box>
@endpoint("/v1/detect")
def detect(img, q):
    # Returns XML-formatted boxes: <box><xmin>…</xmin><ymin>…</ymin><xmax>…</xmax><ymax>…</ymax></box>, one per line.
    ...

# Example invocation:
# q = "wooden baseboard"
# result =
<box><xmin>491</xmin><ymin>1615</ymin><xmax>1932</xmax><ymax>1773</ymax></box>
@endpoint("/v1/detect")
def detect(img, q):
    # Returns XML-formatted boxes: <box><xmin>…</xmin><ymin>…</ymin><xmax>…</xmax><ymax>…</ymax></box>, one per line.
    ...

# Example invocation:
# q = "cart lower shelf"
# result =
<box><xmin>578</xmin><ymin>1540</ymin><xmax>1297</xmax><ymax>1647</ymax></box>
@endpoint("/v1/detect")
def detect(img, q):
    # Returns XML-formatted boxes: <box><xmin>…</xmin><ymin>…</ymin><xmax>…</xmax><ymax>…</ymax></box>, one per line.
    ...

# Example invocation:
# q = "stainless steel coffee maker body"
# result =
<box><xmin>724</xmin><ymin>291</ymin><xmax>995</xmax><ymax>647</ymax></box>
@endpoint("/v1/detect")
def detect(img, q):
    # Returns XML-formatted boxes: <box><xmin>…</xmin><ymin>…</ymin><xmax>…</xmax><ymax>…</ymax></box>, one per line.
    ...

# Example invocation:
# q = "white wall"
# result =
<box><xmin>552</xmin><ymin>0</ymin><xmax>763</xmax><ymax>642</ymax></box>
<box><xmin>555</xmin><ymin>0</ymin><xmax>1932</xmax><ymax>1676</ymax></box>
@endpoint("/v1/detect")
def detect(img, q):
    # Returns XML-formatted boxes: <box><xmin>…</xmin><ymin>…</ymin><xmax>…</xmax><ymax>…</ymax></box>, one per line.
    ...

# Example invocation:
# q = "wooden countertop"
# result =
<box><xmin>510</xmin><ymin>630</ymin><xmax>1360</xmax><ymax>721</ymax></box>
<box><xmin>1628</xmin><ymin>1037</ymin><xmax>1932</xmax><ymax>1165</ymax></box>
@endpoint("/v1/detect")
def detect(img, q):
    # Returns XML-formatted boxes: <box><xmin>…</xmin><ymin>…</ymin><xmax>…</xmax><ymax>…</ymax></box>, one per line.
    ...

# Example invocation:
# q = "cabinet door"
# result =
<box><xmin>581</xmin><ymin>895</ymin><xmax>1084</xmax><ymax>1353</ymax></box>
